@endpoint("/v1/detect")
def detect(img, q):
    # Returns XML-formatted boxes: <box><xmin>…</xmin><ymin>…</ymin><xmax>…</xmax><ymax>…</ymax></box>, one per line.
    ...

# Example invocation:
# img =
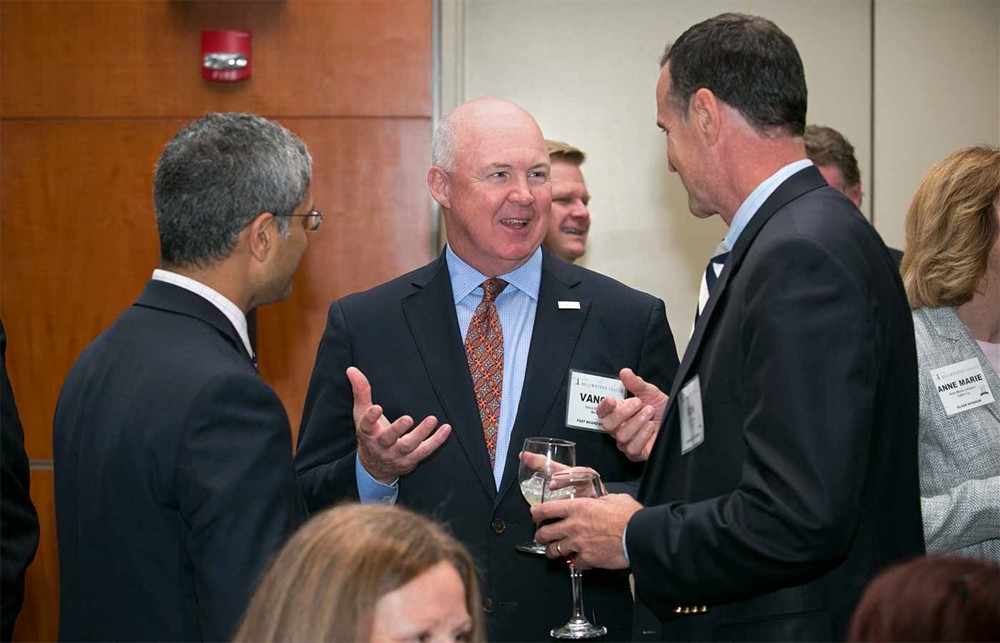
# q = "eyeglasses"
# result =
<box><xmin>274</xmin><ymin>208</ymin><xmax>323</xmax><ymax>232</ymax></box>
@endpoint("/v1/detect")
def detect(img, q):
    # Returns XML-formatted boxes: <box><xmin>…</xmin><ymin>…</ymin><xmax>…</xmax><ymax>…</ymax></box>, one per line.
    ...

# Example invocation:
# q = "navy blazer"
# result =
<box><xmin>53</xmin><ymin>281</ymin><xmax>304</xmax><ymax>642</ymax></box>
<box><xmin>1</xmin><ymin>319</ymin><xmax>39</xmax><ymax>641</ymax></box>
<box><xmin>296</xmin><ymin>250</ymin><xmax>679</xmax><ymax>642</ymax></box>
<box><xmin>627</xmin><ymin>167</ymin><xmax>924</xmax><ymax>641</ymax></box>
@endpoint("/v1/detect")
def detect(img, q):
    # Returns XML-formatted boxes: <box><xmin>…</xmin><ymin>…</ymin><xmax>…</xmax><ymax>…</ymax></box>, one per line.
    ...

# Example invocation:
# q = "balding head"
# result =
<box><xmin>432</xmin><ymin>98</ymin><xmax>546</xmax><ymax>172</ymax></box>
<box><xmin>427</xmin><ymin>98</ymin><xmax>551</xmax><ymax>277</ymax></box>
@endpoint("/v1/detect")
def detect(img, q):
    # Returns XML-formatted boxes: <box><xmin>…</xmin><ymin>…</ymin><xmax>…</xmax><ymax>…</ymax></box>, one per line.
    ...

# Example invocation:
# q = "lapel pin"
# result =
<box><xmin>558</xmin><ymin>301</ymin><xmax>581</xmax><ymax>310</ymax></box>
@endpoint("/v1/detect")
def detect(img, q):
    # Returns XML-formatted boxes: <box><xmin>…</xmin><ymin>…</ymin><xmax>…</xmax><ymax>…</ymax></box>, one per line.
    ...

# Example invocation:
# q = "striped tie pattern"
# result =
<box><xmin>465</xmin><ymin>278</ymin><xmax>507</xmax><ymax>467</ymax></box>
<box><xmin>695</xmin><ymin>243</ymin><xmax>730</xmax><ymax>325</ymax></box>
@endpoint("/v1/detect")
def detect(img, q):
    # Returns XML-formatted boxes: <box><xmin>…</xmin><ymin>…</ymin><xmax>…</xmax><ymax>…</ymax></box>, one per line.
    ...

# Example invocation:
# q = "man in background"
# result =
<box><xmin>543</xmin><ymin>139</ymin><xmax>591</xmax><ymax>263</ymax></box>
<box><xmin>534</xmin><ymin>14</ymin><xmax>922</xmax><ymax>641</ymax></box>
<box><xmin>295</xmin><ymin>97</ymin><xmax>679</xmax><ymax>641</ymax></box>
<box><xmin>53</xmin><ymin>113</ymin><xmax>314</xmax><ymax>641</ymax></box>
<box><xmin>805</xmin><ymin>124</ymin><xmax>904</xmax><ymax>265</ymax></box>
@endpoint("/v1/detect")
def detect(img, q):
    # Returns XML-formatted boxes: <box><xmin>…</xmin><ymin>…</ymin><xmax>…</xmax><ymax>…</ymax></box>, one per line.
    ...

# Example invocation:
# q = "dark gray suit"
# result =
<box><xmin>628</xmin><ymin>167</ymin><xmax>924</xmax><ymax>641</ymax></box>
<box><xmin>54</xmin><ymin>280</ymin><xmax>304</xmax><ymax>642</ymax></box>
<box><xmin>296</xmin><ymin>250</ymin><xmax>679</xmax><ymax>641</ymax></box>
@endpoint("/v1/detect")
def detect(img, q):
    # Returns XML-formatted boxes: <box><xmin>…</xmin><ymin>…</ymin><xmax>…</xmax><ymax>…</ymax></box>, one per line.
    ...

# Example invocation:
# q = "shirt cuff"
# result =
<box><xmin>355</xmin><ymin>454</ymin><xmax>398</xmax><ymax>505</ymax></box>
<box><xmin>622</xmin><ymin>522</ymin><xmax>630</xmax><ymax>566</ymax></box>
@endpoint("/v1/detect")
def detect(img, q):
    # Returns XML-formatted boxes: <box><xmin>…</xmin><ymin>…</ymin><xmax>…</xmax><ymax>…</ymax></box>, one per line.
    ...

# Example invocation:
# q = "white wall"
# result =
<box><xmin>873</xmin><ymin>0</ymin><xmax>1000</xmax><ymax>249</ymax></box>
<box><xmin>440</xmin><ymin>0</ymin><xmax>999</xmax><ymax>357</ymax></box>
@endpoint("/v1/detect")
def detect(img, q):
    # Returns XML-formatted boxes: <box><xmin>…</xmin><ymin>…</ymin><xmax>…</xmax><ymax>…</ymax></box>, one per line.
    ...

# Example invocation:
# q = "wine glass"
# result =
<box><xmin>515</xmin><ymin>437</ymin><xmax>576</xmax><ymax>554</ymax></box>
<box><xmin>543</xmin><ymin>469</ymin><xmax>607</xmax><ymax>639</ymax></box>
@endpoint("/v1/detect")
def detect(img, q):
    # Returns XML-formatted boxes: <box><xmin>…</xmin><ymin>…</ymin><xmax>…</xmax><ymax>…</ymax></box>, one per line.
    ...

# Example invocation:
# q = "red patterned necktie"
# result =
<box><xmin>465</xmin><ymin>278</ymin><xmax>507</xmax><ymax>468</ymax></box>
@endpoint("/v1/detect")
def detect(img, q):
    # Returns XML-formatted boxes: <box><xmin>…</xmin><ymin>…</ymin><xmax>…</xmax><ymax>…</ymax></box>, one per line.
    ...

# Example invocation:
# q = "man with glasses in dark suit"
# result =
<box><xmin>53</xmin><ymin>113</ymin><xmax>317</xmax><ymax>642</ymax></box>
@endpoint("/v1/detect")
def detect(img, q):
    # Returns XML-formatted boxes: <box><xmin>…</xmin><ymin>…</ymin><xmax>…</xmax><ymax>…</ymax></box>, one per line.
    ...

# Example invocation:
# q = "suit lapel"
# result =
<box><xmin>496</xmin><ymin>253</ymin><xmax>591</xmax><ymax>502</ymax></box>
<box><xmin>668</xmin><ymin>166</ymin><xmax>827</xmax><ymax>403</ymax></box>
<box><xmin>134</xmin><ymin>280</ymin><xmax>253</xmax><ymax>364</ymax></box>
<box><xmin>402</xmin><ymin>255</ymin><xmax>497</xmax><ymax>500</ymax></box>
<box><xmin>644</xmin><ymin>167</ymin><xmax>828</xmax><ymax>476</ymax></box>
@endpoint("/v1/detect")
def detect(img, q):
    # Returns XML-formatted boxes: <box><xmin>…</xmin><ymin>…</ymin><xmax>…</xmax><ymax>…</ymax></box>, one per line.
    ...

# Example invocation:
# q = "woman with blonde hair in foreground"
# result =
<box><xmin>234</xmin><ymin>504</ymin><xmax>484</xmax><ymax>642</ymax></box>
<box><xmin>900</xmin><ymin>144</ymin><xmax>1000</xmax><ymax>562</ymax></box>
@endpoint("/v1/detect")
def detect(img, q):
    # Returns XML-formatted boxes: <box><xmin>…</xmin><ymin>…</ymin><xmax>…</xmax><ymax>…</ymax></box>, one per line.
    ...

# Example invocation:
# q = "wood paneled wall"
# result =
<box><xmin>0</xmin><ymin>1</ymin><xmax>433</xmax><ymax>640</ymax></box>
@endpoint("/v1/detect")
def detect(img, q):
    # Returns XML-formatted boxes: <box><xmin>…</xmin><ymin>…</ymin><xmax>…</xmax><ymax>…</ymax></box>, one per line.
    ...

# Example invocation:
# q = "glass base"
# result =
<box><xmin>550</xmin><ymin>618</ymin><xmax>607</xmax><ymax>640</ymax></box>
<box><xmin>515</xmin><ymin>541</ymin><xmax>547</xmax><ymax>555</ymax></box>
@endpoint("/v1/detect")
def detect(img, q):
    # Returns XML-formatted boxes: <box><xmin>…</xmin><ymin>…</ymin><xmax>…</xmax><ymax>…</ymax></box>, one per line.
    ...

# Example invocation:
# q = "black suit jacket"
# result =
<box><xmin>296</xmin><ymin>250</ymin><xmax>679</xmax><ymax>642</ymax></box>
<box><xmin>0</xmin><ymin>319</ymin><xmax>39</xmax><ymax>642</ymax></box>
<box><xmin>53</xmin><ymin>281</ymin><xmax>304</xmax><ymax>642</ymax></box>
<box><xmin>627</xmin><ymin>167</ymin><xmax>923</xmax><ymax>641</ymax></box>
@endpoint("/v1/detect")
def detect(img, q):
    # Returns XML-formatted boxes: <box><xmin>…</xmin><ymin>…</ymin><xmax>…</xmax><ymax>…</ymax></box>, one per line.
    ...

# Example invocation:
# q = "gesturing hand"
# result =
<box><xmin>348</xmin><ymin>366</ymin><xmax>451</xmax><ymax>484</ymax></box>
<box><xmin>596</xmin><ymin>368</ymin><xmax>668</xmax><ymax>462</ymax></box>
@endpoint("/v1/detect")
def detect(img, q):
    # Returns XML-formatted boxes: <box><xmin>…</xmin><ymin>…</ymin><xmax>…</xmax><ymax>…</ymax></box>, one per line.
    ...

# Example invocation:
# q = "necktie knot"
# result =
<box><xmin>694</xmin><ymin>242</ymin><xmax>731</xmax><ymax>329</ymax></box>
<box><xmin>705</xmin><ymin>245</ymin><xmax>730</xmax><ymax>296</ymax></box>
<box><xmin>481</xmin><ymin>278</ymin><xmax>508</xmax><ymax>303</ymax></box>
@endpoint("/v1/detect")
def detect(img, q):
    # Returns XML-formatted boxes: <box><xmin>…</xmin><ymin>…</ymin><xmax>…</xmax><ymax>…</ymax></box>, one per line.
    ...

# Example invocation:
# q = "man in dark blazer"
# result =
<box><xmin>1</xmin><ymin>318</ymin><xmax>39</xmax><ymax>642</ymax></box>
<box><xmin>295</xmin><ymin>97</ymin><xmax>679</xmax><ymax>642</ymax></box>
<box><xmin>533</xmin><ymin>14</ymin><xmax>923</xmax><ymax>642</ymax></box>
<box><xmin>804</xmin><ymin>124</ymin><xmax>904</xmax><ymax>268</ymax></box>
<box><xmin>53</xmin><ymin>113</ymin><xmax>314</xmax><ymax>641</ymax></box>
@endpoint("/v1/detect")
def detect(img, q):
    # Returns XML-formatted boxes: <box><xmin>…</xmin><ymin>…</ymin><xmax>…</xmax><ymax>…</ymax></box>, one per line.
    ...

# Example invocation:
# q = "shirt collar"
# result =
<box><xmin>151</xmin><ymin>269</ymin><xmax>253</xmax><ymax>358</ymax></box>
<box><xmin>723</xmin><ymin>158</ymin><xmax>813</xmax><ymax>251</ymax></box>
<box><xmin>445</xmin><ymin>245</ymin><xmax>542</xmax><ymax>304</ymax></box>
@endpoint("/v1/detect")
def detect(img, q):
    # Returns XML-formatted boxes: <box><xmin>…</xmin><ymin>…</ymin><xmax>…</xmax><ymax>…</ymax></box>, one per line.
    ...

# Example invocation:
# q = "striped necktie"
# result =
<box><xmin>695</xmin><ymin>242</ymin><xmax>730</xmax><ymax>326</ymax></box>
<box><xmin>465</xmin><ymin>278</ymin><xmax>508</xmax><ymax>467</ymax></box>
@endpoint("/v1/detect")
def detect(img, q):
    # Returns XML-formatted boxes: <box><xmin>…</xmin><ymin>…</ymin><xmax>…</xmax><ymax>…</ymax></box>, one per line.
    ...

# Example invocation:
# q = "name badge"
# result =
<box><xmin>930</xmin><ymin>357</ymin><xmax>995</xmax><ymax>416</ymax></box>
<box><xmin>679</xmin><ymin>376</ymin><xmax>705</xmax><ymax>454</ymax></box>
<box><xmin>566</xmin><ymin>369</ymin><xmax>626</xmax><ymax>432</ymax></box>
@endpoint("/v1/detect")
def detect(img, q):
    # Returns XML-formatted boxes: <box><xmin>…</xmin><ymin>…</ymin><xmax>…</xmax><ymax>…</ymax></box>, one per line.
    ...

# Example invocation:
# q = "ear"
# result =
<box><xmin>848</xmin><ymin>183</ymin><xmax>863</xmax><ymax>209</ymax></box>
<box><xmin>246</xmin><ymin>212</ymin><xmax>276</xmax><ymax>263</ymax></box>
<box><xmin>690</xmin><ymin>88</ymin><xmax>721</xmax><ymax>143</ymax></box>
<box><xmin>428</xmin><ymin>166</ymin><xmax>451</xmax><ymax>209</ymax></box>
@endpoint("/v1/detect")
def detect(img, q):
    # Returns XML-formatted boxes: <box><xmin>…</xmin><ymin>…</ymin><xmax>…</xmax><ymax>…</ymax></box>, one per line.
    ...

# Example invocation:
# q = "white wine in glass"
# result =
<box><xmin>515</xmin><ymin>437</ymin><xmax>576</xmax><ymax>554</ymax></box>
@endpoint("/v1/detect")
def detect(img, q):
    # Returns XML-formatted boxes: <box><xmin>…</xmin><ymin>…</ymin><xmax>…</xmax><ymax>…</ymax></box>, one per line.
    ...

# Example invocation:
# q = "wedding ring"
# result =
<box><xmin>556</xmin><ymin>541</ymin><xmax>564</xmax><ymax>556</ymax></box>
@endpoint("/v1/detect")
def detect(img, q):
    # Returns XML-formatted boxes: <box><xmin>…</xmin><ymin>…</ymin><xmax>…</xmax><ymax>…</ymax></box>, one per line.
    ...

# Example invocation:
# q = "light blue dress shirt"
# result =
<box><xmin>723</xmin><ymin>158</ymin><xmax>813</xmax><ymax>251</ymax></box>
<box><xmin>356</xmin><ymin>246</ymin><xmax>542</xmax><ymax>502</ymax></box>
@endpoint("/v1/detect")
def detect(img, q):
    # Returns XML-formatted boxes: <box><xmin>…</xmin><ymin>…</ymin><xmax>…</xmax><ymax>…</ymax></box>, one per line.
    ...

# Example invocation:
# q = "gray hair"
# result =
<box><xmin>153</xmin><ymin>112</ymin><xmax>312</xmax><ymax>268</ymax></box>
<box><xmin>431</xmin><ymin>115</ymin><xmax>456</xmax><ymax>171</ymax></box>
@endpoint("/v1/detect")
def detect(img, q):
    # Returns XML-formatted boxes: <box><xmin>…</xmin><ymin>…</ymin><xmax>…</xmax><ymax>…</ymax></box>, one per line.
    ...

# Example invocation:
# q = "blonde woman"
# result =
<box><xmin>901</xmin><ymin>145</ymin><xmax>1000</xmax><ymax>561</ymax></box>
<box><xmin>235</xmin><ymin>504</ymin><xmax>484</xmax><ymax>642</ymax></box>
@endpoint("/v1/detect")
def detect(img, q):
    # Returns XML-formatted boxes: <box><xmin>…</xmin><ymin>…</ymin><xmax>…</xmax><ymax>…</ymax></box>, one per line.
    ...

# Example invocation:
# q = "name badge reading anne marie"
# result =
<box><xmin>930</xmin><ymin>357</ymin><xmax>995</xmax><ymax>416</ymax></box>
<box><xmin>566</xmin><ymin>369</ymin><xmax>627</xmax><ymax>432</ymax></box>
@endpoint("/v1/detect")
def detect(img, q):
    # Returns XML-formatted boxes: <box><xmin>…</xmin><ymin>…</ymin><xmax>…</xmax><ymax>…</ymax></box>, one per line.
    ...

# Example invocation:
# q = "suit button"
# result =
<box><xmin>491</xmin><ymin>519</ymin><xmax>505</xmax><ymax>534</ymax></box>
<box><xmin>483</xmin><ymin>598</ymin><xmax>494</xmax><ymax>613</ymax></box>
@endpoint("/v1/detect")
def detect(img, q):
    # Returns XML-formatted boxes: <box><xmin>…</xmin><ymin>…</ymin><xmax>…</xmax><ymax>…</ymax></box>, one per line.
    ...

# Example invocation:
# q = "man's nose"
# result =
<box><xmin>508</xmin><ymin>178</ymin><xmax>535</xmax><ymax>206</ymax></box>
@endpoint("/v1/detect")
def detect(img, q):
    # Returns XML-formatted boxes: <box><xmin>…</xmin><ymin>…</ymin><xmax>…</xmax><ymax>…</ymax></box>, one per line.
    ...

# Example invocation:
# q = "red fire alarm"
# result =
<box><xmin>201</xmin><ymin>30</ymin><xmax>251</xmax><ymax>83</ymax></box>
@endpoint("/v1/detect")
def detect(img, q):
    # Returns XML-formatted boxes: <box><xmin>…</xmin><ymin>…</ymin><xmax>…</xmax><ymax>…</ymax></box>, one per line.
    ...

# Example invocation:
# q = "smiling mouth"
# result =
<box><xmin>500</xmin><ymin>218</ymin><xmax>530</xmax><ymax>229</ymax></box>
<box><xmin>561</xmin><ymin>227</ymin><xmax>587</xmax><ymax>236</ymax></box>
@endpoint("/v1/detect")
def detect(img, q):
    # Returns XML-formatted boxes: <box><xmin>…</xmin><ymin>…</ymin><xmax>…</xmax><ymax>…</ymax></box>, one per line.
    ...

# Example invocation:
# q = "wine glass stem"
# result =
<box><xmin>569</xmin><ymin>562</ymin><xmax>587</xmax><ymax>622</ymax></box>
